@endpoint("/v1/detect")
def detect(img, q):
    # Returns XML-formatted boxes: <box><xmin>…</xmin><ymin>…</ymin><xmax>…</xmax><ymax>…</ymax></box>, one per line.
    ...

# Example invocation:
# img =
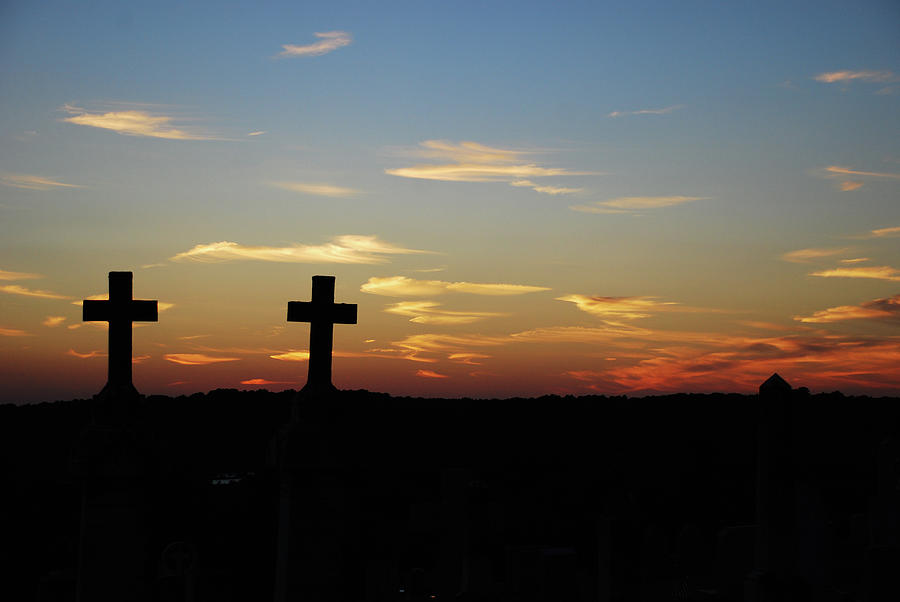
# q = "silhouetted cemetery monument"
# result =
<box><xmin>3</xmin><ymin>270</ymin><xmax>899</xmax><ymax>601</ymax></box>
<box><xmin>287</xmin><ymin>274</ymin><xmax>358</xmax><ymax>395</ymax></box>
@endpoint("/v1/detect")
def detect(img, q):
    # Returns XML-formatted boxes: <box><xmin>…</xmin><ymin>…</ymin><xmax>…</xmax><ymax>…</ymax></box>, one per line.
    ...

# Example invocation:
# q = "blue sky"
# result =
<box><xmin>1</xmin><ymin>0</ymin><xmax>899</xmax><ymax>401</ymax></box>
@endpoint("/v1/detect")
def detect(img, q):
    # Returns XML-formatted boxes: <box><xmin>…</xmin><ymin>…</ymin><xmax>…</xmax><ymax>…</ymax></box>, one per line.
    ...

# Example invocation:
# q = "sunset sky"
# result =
<box><xmin>2</xmin><ymin>0</ymin><xmax>899</xmax><ymax>403</ymax></box>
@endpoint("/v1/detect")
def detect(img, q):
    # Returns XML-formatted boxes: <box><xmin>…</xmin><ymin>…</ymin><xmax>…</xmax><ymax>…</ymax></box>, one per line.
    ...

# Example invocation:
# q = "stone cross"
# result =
<box><xmin>287</xmin><ymin>275</ymin><xmax>357</xmax><ymax>393</ymax></box>
<box><xmin>82</xmin><ymin>271</ymin><xmax>158</xmax><ymax>395</ymax></box>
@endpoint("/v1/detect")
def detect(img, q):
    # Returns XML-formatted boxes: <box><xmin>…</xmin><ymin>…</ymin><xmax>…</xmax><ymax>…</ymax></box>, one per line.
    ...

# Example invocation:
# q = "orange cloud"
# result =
<box><xmin>556</xmin><ymin>294</ymin><xmax>678</xmax><ymax>320</ymax></box>
<box><xmin>164</xmin><ymin>353</ymin><xmax>240</xmax><ymax>365</ymax></box>
<box><xmin>43</xmin><ymin>316</ymin><xmax>66</xmax><ymax>327</ymax></box>
<box><xmin>448</xmin><ymin>353</ymin><xmax>491</xmax><ymax>365</ymax></box>
<box><xmin>841</xmin><ymin>258</ymin><xmax>869</xmax><ymax>264</ymax></box>
<box><xmin>277</xmin><ymin>31</ymin><xmax>352</xmax><ymax>57</ymax></box>
<box><xmin>269</xmin><ymin>181</ymin><xmax>360</xmax><ymax>197</ymax></box>
<box><xmin>361</xmin><ymin>275</ymin><xmax>549</xmax><ymax>297</ymax></box>
<box><xmin>810</xmin><ymin>266</ymin><xmax>900</xmax><ymax>282</ymax></box>
<box><xmin>870</xmin><ymin>226</ymin><xmax>900</xmax><ymax>238</ymax></box>
<box><xmin>0</xmin><ymin>269</ymin><xmax>41</xmax><ymax>281</ymax></box>
<box><xmin>840</xmin><ymin>180</ymin><xmax>864</xmax><ymax>191</ymax></box>
<box><xmin>814</xmin><ymin>70</ymin><xmax>897</xmax><ymax>84</ymax></box>
<box><xmin>416</xmin><ymin>369</ymin><xmax>448</xmax><ymax>379</ymax></box>
<box><xmin>384</xmin><ymin>301</ymin><xmax>503</xmax><ymax>324</ymax></box>
<box><xmin>570</xmin><ymin>195</ymin><xmax>707</xmax><ymax>214</ymax></box>
<box><xmin>172</xmin><ymin>235</ymin><xmax>430</xmax><ymax>264</ymax></box>
<box><xmin>795</xmin><ymin>294</ymin><xmax>900</xmax><ymax>323</ymax></box>
<box><xmin>823</xmin><ymin>166</ymin><xmax>900</xmax><ymax>180</ymax></box>
<box><xmin>0</xmin><ymin>326</ymin><xmax>30</xmax><ymax>337</ymax></box>
<box><xmin>0</xmin><ymin>284</ymin><xmax>70</xmax><ymax>300</ymax></box>
<box><xmin>781</xmin><ymin>247</ymin><xmax>849</xmax><ymax>263</ymax></box>
<box><xmin>269</xmin><ymin>350</ymin><xmax>310</xmax><ymax>362</ymax></box>
<box><xmin>240</xmin><ymin>378</ymin><xmax>294</xmax><ymax>385</ymax></box>
<box><xmin>0</xmin><ymin>173</ymin><xmax>83</xmax><ymax>190</ymax></box>
<box><xmin>66</xmin><ymin>349</ymin><xmax>105</xmax><ymax>359</ymax></box>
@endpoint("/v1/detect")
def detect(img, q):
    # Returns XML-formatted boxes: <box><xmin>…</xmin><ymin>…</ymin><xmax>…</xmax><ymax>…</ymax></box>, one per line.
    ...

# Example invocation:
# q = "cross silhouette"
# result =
<box><xmin>287</xmin><ymin>275</ymin><xmax>357</xmax><ymax>393</ymax></box>
<box><xmin>83</xmin><ymin>271</ymin><xmax>158</xmax><ymax>396</ymax></box>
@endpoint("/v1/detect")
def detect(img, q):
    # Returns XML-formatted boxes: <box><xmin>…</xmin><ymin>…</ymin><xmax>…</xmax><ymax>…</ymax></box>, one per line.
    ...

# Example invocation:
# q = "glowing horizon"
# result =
<box><xmin>2</xmin><ymin>1</ymin><xmax>899</xmax><ymax>402</ymax></box>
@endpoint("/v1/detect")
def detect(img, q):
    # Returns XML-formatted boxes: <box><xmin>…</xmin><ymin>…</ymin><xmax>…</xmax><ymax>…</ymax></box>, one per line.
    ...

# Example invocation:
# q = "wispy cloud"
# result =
<box><xmin>841</xmin><ymin>258</ymin><xmax>869</xmax><ymax>264</ymax></box>
<box><xmin>384</xmin><ymin>301</ymin><xmax>503</xmax><ymax>324</ymax></box>
<box><xmin>607</xmin><ymin>104</ymin><xmax>684</xmax><ymax>118</ymax></box>
<box><xmin>0</xmin><ymin>269</ymin><xmax>41</xmax><ymax>281</ymax></box>
<box><xmin>0</xmin><ymin>284</ymin><xmax>70</xmax><ymax>300</ymax></box>
<box><xmin>840</xmin><ymin>180</ymin><xmax>864</xmax><ymax>192</ymax></box>
<box><xmin>269</xmin><ymin>181</ymin><xmax>360</xmax><ymax>198</ymax></box>
<box><xmin>61</xmin><ymin>104</ymin><xmax>218</xmax><ymax>140</ymax></box>
<box><xmin>277</xmin><ymin>31</ymin><xmax>352</xmax><ymax>57</ymax></box>
<box><xmin>0</xmin><ymin>173</ymin><xmax>83</xmax><ymax>190</ymax></box>
<box><xmin>781</xmin><ymin>247</ymin><xmax>849</xmax><ymax>263</ymax></box>
<box><xmin>795</xmin><ymin>294</ymin><xmax>900</xmax><ymax>323</ymax></box>
<box><xmin>556</xmin><ymin>295</ymin><xmax>678</xmax><ymax>321</ymax></box>
<box><xmin>66</xmin><ymin>349</ymin><xmax>105</xmax><ymax>359</ymax></box>
<box><xmin>814</xmin><ymin>70</ymin><xmax>897</xmax><ymax>84</ymax></box>
<box><xmin>416</xmin><ymin>369</ymin><xmax>448</xmax><ymax>379</ymax></box>
<box><xmin>823</xmin><ymin>165</ymin><xmax>900</xmax><ymax>180</ymax></box>
<box><xmin>240</xmin><ymin>378</ymin><xmax>294</xmax><ymax>385</ymax></box>
<box><xmin>570</xmin><ymin>195</ymin><xmax>707</xmax><ymax>214</ymax></box>
<box><xmin>43</xmin><ymin>316</ymin><xmax>66</xmax><ymax>327</ymax></box>
<box><xmin>171</xmin><ymin>235</ymin><xmax>431</xmax><ymax>264</ymax></box>
<box><xmin>0</xmin><ymin>326</ymin><xmax>30</xmax><ymax>337</ymax></box>
<box><xmin>810</xmin><ymin>265</ymin><xmax>900</xmax><ymax>282</ymax></box>
<box><xmin>386</xmin><ymin>140</ymin><xmax>592</xmax><ymax>194</ymax></box>
<box><xmin>247</xmin><ymin>131</ymin><xmax>267</xmax><ymax>136</ymax></box>
<box><xmin>361</xmin><ymin>275</ymin><xmax>550</xmax><ymax>297</ymax></box>
<box><xmin>510</xmin><ymin>180</ymin><xmax>582</xmax><ymax>195</ymax></box>
<box><xmin>164</xmin><ymin>353</ymin><xmax>240</xmax><ymax>365</ymax></box>
<box><xmin>870</xmin><ymin>226</ymin><xmax>900</xmax><ymax>238</ymax></box>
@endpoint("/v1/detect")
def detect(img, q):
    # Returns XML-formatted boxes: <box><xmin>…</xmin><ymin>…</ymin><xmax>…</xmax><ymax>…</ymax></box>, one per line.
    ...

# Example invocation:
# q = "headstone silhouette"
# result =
<box><xmin>82</xmin><ymin>271</ymin><xmax>158</xmax><ymax>399</ymax></box>
<box><xmin>287</xmin><ymin>275</ymin><xmax>357</xmax><ymax>394</ymax></box>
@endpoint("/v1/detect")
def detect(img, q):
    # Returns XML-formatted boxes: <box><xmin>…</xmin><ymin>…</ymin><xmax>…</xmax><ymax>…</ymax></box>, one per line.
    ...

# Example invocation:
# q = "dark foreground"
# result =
<box><xmin>2</xmin><ymin>383</ymin><xmax>899</xmax><ymax>601</ymax></box>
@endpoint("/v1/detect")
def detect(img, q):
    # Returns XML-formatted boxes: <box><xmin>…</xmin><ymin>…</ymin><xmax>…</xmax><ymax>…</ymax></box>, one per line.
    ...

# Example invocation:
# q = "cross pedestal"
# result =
<box><xmin>287</xmin><ymin>275</ymin><xmax>357</xmax><ymax>395</ymax></box>
<box><xmin>82</xmin><ymin>271</ymin><xmax>158</xmax><ymax>400</ymax></box>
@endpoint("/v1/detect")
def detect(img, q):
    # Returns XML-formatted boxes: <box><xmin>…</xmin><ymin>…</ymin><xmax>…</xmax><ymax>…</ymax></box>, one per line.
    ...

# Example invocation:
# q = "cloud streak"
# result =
<box><xmin>556</xmin><ymin>295</ymin><xmax>678</xmax><ymax>321</ymax></box>
<box><xmin>0</xmin><ymin>173</ymin><xmax>83</xmax><ymax>190</ymax></box>
<box><xmin>814</xmin><ymin>70</ymin><xmax>897</xmax><ymax>84</ymax></box>
<box><xmin>384</xmin><ymin>301</ymin><xmax>504</xmax><ymax>324</ymax></box>
<box><xmin>278</xmin><ymin>31</ymin><xmax>352</xmax><ymax>57</ymax></box>
<box><xmin>810</xmin><ymin>265</ymin><xmax>900</xmax><ymax>282</ymax></box>
<box><xmin>172</xmin><ymin>235</ymin><xmax>431</xmax><ymax>264</ymax></box>
<box><xmin>0</xmin><ymin>327</ymin><xmax>30</xmax><ymax>337</ymax></box>
<box><xmin>781</xmin><ymin>247</ymin><xmax>849</xmax><ymax>263</ymax></box>
<box><xmin>570</xmin><ymin>195</ymin><xmax>707</xmax><ymax>214</ymax></box>
<box><xmin>0</xmin><ymin>269</ymin><xmax>41</xmax><ymax>281</ymax></box>
<box><xmin>386</xmin><ymin>140</ymin><xmax>592</xmax><ymax>194</ymax></box>
<box><xmin>361</xmin><ymin>275</ymin><xmax>550</xmax><ymax>297</ymax></box>
<box><xmin>62</xmin><ymin>104</ymin><xmax>217</xmax><ymax>140</ymax></box>
<box><xmin>607</xmin><ymin>105</ymin><xmax>684</xmax><ymax>118</ymax></box>
<box><xmin>0</xmin><ymin>284</ymin><xmax>70</xmax><ymax>300</ymax></box>
<box><xmin>823</xmin><ymin>166</ymin><xmax>900</xmax><ymax>180</ymax></box>
<box><xmin>269</xmin><ymin>181</ymin><xmax>360</xmax><ymax>198</ymax></box>
<box><xmin>870</xmin><ymin>226</ymin><xmax>900</xmax><ymax>238</ymax></box>
<box><xmin>795</xmin><ymin>294</ymin><xmax>900</xmax><ymax>323</ymax></box>
<box><xmin>164</xmin><ymin>353</ymin><xmax>240</xmax><ymax>365</ymax></box>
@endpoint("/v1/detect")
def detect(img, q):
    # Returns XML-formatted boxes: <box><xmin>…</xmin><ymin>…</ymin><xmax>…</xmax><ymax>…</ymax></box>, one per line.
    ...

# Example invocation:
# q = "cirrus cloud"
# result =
<box><xmin>795</xmin><ymin>294</ymin><xmax>900</xmax><ymax>324</ymax></box>
<box><xmin>0</xmin><ymin>284</ymin><xmax>70</xmax><ymax>300</ymax></box>
<box><xmin>570</xmin><ymin>195</ymin><xmax>707</xmax><ymax>214</ymax></box>
<box><xmin>164</xmin><ymin>353</ymin><xmax>240</xmax><ymax>365</ymax></box>
<box><xmin>0</xmin><ymin>173</ymin><xmax>83</xmax><ymax>190</ymax></box>
<box><xmin>814</xmin><ymin>70</ymin><xmax>897</xmax><ymax>84</ymax></box>
<box><xmin>61</xmin><ymin>104</ymin><xmax>218</xmax><ymax>140</ymax></box>
<box><xmin>810</xmin><ymin>265</ymin><xmax>900</xmax><ymax>282</ymax></box>
<box><xmin>386</xmin><ymin>140</ymin><xmax>593</xmax><ymax>195</ymax></box>
<box><xmin>361</xmin><ymin>275</ymin><xmax>550</xmax><ymax>297</ymax></box>
<box><xmin>384</xmin><ymin>301</ymin><xmax>504</xmax><ymax>324</ymax></box>
<box><xmin>277</xmin><ymin>31</ymin><xmax>352</xmax><ymax>58</ymax></box>
<box><xmin>269</xmin><ymin>181</ymin><xmax>360</xmax><ymax>198</ymax></box>
<box><xmin>171</xmin><ymin>235</ymin><xmax>432</xmax><ymax>264</ymax></box>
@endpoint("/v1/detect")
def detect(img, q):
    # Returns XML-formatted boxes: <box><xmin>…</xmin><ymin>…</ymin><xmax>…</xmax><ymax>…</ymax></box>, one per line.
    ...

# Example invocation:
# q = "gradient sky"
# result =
<box><xmin>2</xmin><ymin>0</ymin><xmax>899</xmax><ymax>402</ymax></box>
